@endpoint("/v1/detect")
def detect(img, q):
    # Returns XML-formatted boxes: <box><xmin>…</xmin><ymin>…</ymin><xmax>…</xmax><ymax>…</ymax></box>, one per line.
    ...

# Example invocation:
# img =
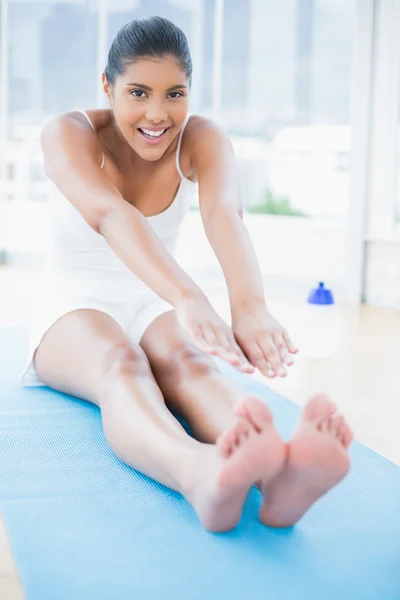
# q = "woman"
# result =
<box><xmin>21</xmin><ymin>17</ymin><xmax>353</xmax><ymax>533</ymax></box>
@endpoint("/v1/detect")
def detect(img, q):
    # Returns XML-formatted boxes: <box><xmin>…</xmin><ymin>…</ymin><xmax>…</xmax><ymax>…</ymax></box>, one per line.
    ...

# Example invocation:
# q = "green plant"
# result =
<box><xmin>247</xmin><ymin>189</ymin><xmax>309</xmax><ymax>217</ymax></box>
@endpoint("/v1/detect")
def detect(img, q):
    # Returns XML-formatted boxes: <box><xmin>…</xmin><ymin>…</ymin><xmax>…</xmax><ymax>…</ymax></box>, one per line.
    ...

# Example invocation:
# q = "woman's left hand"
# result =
<box><xmin>232</xmin><ymin>301</ymin><xmax>299</xmax><ymax>378</ymax></box>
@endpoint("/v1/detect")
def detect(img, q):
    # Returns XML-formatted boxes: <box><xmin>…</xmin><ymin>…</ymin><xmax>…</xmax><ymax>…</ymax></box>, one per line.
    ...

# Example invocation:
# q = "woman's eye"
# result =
<box><xmin>130</xmin><ymin>90</ymin><xmax>184</xmax><ymax>99</ymax></box>
<box><xmin>131</xmin><ymin>90</ymin><xmax>146</xmax><ymax>98</ymax></box>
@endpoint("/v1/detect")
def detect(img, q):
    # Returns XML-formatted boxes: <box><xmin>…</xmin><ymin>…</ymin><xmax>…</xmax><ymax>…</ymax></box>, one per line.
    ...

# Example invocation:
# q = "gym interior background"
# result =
<box><xmin>1</xmin><ymin>0</ymin><xmax>399</xmax><ymax>460</ymax></box>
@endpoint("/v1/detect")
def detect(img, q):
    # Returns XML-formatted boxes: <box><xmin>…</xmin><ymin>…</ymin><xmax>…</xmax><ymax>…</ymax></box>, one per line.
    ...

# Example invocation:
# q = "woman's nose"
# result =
<box><xmin>145</xmin><ymin>103</ymin><xmax>168</xmax><ymax>123</ymax></box>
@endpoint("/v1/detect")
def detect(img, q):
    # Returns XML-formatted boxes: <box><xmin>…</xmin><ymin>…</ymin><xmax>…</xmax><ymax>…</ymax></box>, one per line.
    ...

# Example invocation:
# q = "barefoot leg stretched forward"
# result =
<box><xmin>142</xmin><ymin>312</ymin><xmax>353</xmax><ymax>529</ymax></box>
<box><xmin>34</xmin><ymin>308</ymin><xmax>352</xmax><ymax>533</ymax></box>
<box><xmin>34</xmin><ymin>309</ymin><xmax>285</xmax><ymax>533</ymax></box>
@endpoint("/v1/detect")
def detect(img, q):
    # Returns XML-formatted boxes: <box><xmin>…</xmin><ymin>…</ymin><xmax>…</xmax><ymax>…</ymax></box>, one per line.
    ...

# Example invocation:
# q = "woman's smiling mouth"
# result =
<box><xmin>137</xmin><ymin>127</ymin><xmax>171</xmax><ymax>144</ymax></box>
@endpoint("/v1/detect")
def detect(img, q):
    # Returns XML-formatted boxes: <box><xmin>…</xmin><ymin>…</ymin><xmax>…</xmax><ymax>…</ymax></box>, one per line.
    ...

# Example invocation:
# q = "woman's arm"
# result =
<box><xmin>190</xmin><ymin>119</ymin><xmax>298</xmax><ymax>377</ymax></box>
<box><xmin>42</xmin><ymin>112</ymin><xmax>201</xmax><ymax>307</ymax></box>
<box><xmin>41</xmin><ymin>112</ymin><xmax>252</xmax><ymax>371</ymax></box>
<box><xmin>190</xmin><ymin>120</ymin><xmax>265</xmax><ymax>306</ymax></box>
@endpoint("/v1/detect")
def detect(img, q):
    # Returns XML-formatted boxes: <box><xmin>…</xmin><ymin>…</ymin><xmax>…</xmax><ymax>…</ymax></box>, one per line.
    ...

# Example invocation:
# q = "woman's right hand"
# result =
<box><xmin>175</xmin><ymin>292</ymin><xmax>255</xmax><ymax>374</ymax></box>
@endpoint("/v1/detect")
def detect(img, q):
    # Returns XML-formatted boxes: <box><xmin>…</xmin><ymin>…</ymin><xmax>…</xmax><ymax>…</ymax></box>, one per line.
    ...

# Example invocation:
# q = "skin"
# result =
<box><xmin>98</xmin><ymin>54</ymin><xmax>298</xmax><ymax>377</ymax></box>
<box><xmin>42</xmin><ymin>54</ymin><xmax>298</xmax><ymax>377</ymax></box>
<box><xmin>36</xmin><ymin>53</ymin><xmax>353</xmax><ymax>531</ymax></box>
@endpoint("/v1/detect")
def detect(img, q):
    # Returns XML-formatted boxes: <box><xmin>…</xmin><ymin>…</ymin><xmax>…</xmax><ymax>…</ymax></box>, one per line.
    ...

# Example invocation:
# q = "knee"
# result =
<box><xmin>166</xmin><ymin>344</ymin><xmax>219</xmax><ymax>382</ymax></box>
<box><xmin>102</xmin><ymin>341</ymin><xmax>150</xmax><ymax>379</ymax></box>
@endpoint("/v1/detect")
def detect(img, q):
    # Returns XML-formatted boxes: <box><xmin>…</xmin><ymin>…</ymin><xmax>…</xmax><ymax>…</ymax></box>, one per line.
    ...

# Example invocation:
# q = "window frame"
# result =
<box><xmin>366</xmin><ymin>0</ymin><xmax>400</xmax><ymax>242</ymax></box>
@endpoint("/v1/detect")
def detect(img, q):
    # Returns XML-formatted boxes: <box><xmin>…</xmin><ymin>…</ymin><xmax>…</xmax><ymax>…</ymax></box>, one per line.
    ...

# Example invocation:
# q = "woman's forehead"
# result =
<box><xmin>121</xmin><ymin>56</ymin><xmax>186</xmax><ymax>82</ymax></box>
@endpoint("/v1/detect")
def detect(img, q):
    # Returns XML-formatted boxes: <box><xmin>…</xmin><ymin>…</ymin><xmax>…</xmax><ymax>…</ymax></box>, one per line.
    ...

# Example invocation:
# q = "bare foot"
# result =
<box><xmin>259</xmin><ymin>394</ymin><xmax>353</xmax><ymax>528</ymax></box>
<box><xmin>184</xmin><ymin>396</ymin><xmax>286</xmax><ymax>532</ymax></box>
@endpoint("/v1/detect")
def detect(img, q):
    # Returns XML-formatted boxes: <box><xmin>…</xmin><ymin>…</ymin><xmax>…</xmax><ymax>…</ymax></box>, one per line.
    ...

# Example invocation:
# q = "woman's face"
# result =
<box><xmin>103</xmin><ymin>55</ymin><xmax>189</xmax><ymax>161</ymax></box>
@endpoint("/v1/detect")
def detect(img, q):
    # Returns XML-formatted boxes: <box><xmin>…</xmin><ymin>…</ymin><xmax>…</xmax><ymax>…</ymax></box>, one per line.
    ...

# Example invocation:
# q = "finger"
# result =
<box><xmin>264</xmin><ymin>360</ymin><xmax>277</xmax><ymax>378</ymax></box>
<box><xmin>202</xmin><ymin>326</ymin><xmax>241</xmax><ymax>365</ymax></box>
<box><xmin>204</xmin><ymin>325</ymin><xmax>251</xmax><ymax>371</ymax></box>
<box><xmin>218</xmin><ymin>332</ymin><xmax>254</xmax><ymax>373</ymax></box>
<box><xmin>216</xmin><ymin>332</ymin><xmax>241</xmax><ymax>362</ymax></box>
<box><xmin>283</xmin><ymin>330</ymin><xmax>299</xmax><ymax>354</ymax></box>
<box><xmin>258</xmin><ymin>337</ymin><xmax>286</xmax><ymax>377</ymax></box>
<box><xmin>218</xmin><ymin>342</ymin><xmax>253</xmax><ymax>372</ymax></box>
<box><xmin>245</xmin><ymin>342</ymin><xmax>276</xmax><ymax>378</ymax></box>
<box><xmin>201</xmin><ymin>325</ymin><xmax>219</xmax><ymax>349</ymax></box>
<box><xmin>272</xmin><ymin>332</ymin><xmax>294</xmax><ymax>366</ymax></box>
<box><xmin>191</xmin><ymin>327</ymin><xmax>218</xmax><ymax>354</ymax></box>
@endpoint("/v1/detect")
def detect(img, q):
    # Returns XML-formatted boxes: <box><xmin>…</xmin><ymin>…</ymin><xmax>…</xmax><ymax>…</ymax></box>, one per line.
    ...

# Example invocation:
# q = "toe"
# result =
<box><xmin>338</xmin><ymin>419</ymin><xmax>348</xmax><ymax>445</ymax></box>
<box><xmin>218</xmin><ymin>419</ymin><xmax>250</xmax><ymax>456</ymax></box>
<box><xmin>234</xmin><ymin>399</ymin><xmax>249</xmax><ymax>420</ymax></box>
<box><xmin>217</xmin><ymin>431</ymin><xmax>235</xmax><ymax>458</ymax></box>
<box><xmin>236</xmin><ymin>419</ymin><xmax>251</xmax><ymax>441</ymax></box>
<box><xmin>231</xmin><ymin>425</ymin><xmax>243</xmax><ymax>449</ymax></box>
<box><xmin>341</xmin><ymin>428</ymin><xmax>349</xmax><ymax>448</ymax></box>
<box><xmin>235</xmin><ymin>396</ymin><xmax>272</xmax><ymax>433</ymax></box>
<box><xmin>303</xmin><ymin>393</ymin><xmax>336</xmax><ymax>426</ymax></box>
<box><xmin>230</xmin><ymin>428</ymin><xmax>240</xmax><ymax>449</ymax></box>
<box><xmin>329</xmin><ymin>413</ymin><xmax>344</xmax><ymax>438</ymax></box>
<box><xmin>343</xmin><ymin>424</ymin><xmax>354</xmax><ymax>449</ymax></box>
<box><xmin>318</xmin><ymin>414</ymin><xmax>332</xmax><ymax>433</ymax></box>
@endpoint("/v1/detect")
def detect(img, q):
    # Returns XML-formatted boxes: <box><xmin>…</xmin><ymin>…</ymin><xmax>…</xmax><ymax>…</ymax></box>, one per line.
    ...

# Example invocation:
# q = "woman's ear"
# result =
<box><xmin>102</xmin><ymin>73</ymin><xmax>112</xmax><ymax>107</ymax></box>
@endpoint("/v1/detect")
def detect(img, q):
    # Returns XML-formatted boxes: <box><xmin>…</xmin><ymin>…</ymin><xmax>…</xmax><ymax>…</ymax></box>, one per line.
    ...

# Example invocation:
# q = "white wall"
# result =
<box><xmin>365</xmin><ymin>241</ymin><xmax>400</xmax><ymax>308</ymax></box>
<box><xmin>176</xmin><ymin>212</ymin><xmax>345</xmax><ymax>298</ymax></box>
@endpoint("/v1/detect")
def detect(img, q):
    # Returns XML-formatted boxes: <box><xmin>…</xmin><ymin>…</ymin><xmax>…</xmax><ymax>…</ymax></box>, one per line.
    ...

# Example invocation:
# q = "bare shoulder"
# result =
<box><xmin>185</xmin><ymin>114</ymin><xmax>228</xmax><ymax>146</ymax></box>
<box><xmin>40</xmin><ymin>109</ymin><xmax>108</xmax><ymax>173</ymax></box>
<box><xmin>183</xmin><ymin>115</ymin><xmax>234</xmax><ymax>178</ymax></box>
<box><xmin>42</xmin><ymin>109</ymin><xmax>111</xmax><ymax>137</ymax></box>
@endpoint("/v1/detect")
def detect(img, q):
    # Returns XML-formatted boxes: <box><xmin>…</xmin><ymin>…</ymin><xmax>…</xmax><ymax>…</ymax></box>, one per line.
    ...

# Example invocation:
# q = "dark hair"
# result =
<box><xmin>105</xmin><ymin>16</ymin><xmax>192</xmax><ymax>88</ymax></box>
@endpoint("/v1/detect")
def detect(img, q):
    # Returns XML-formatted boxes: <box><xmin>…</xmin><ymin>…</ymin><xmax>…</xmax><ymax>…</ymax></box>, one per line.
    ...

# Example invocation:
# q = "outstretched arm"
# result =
<box><xmin>191</xmin><ymin>119</ymin><xmax>298</xmax><ymax>378</ymax></box>
<box><xmin>41</xmin><ymin>112</ymin><xmax>252</xmax><ymax>372</ymax></box>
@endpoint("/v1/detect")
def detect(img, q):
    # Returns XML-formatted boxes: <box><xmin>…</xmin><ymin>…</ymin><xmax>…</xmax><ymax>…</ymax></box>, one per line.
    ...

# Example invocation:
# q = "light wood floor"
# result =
<box><xmin>1</xmin><ymin>267</ymin><xmax>400</xmax><ymax>600</ymax></box>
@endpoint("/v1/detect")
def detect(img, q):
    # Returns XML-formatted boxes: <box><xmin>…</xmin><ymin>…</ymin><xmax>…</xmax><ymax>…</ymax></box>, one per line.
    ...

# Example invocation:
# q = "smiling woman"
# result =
<box><xmin>18</xmin><ymin>15</ymin><xmax>353</xmax><ymax>534</ymax></box>
<box><xmin>102</xmin><ymin>18</ymin><xmax>191</xmax><ymax>158</ymax></box>
<box><xmin>105</xmin><ymin>54</ymin><xmax>188</xmax><ymax>151</ymax></box>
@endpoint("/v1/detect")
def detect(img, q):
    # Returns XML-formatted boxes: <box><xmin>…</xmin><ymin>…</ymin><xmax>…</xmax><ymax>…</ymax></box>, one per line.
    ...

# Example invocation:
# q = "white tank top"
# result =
<box><xmin>46</xmin><ymin>110</ymin><xmax>197</xmax><ymax>281</ymax></box>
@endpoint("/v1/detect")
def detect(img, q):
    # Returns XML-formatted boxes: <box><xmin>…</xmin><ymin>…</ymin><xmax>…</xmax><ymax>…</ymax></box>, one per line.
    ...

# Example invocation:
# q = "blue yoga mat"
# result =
<box><xmin>1</xmin><ymin>326</ymin><xmax>400</xmax><ymax>600</ymax></box>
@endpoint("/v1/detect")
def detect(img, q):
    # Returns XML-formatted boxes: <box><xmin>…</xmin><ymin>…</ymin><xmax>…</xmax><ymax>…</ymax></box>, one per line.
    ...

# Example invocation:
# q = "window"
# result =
<box><xmin>6</xmin><ymin>0</ymin><xmax>99</xmax><ymax>204</ymax></box>
<box><xmin>220</xmin><ymin>0</ymin><xmax>355</xmax><ymax>218</ymax></box>
<box><xmin>176</xmin><ymin>0</ymin><xmax>356</xmax><ymax>294</ymax></box>
<box><xmin>1</xmin><ymin>0</ymin><xmax>357</xmax><ymax>292</ymax></box>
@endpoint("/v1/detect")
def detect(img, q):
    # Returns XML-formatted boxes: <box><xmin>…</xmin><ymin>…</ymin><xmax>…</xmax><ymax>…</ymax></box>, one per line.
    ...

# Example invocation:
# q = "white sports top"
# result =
<box><xmin>46</xmin><ymin>110</ymin><xmax>197</xmax><ymax>282</ymax></box>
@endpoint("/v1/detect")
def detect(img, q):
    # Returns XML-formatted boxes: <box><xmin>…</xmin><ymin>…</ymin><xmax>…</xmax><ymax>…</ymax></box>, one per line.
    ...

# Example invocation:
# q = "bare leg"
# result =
<box><xmin>94</xmin><ymin>349</ymin><xmax>281</xmax><ymax>532</ymax></box>
<box><xmin>141</xmin><ymin>312</ymin><xmax>353</xmax><ymax>527</ymax></box>
<box><xmin>34</xmin><ymin>309</ymin><xmax>282</xmax><ymax>532</ymax></box>
<box><xmin>140</xmin><ymin>312</ymin><xmax>274</xmax><ymax>442</ymax></box>
<box><xmin>141</xmin><ymin>311</ymin><xmax>286</xmax><ymax>474</ymax></box>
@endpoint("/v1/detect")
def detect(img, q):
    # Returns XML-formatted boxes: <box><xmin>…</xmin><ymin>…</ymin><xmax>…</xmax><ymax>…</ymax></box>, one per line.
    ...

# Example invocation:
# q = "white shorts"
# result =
<box><xmin>20</xmin><ymin>273</ymin><xmax>174</xmax><ymax>387</ymax></box>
